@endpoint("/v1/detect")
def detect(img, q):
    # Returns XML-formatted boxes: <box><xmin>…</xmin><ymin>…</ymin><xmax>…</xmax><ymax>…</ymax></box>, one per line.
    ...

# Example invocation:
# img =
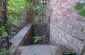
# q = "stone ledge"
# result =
<box><xmin>10</xmin><ymin>24</ymin><xmax>32</xmax><ymax>47</ymax></box>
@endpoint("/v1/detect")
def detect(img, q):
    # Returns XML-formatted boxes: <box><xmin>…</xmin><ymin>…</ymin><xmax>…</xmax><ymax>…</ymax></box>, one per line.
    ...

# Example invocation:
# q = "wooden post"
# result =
<box><xmin>1</xmin><ymin>0</ymin><xmax>10</xmax><ymax>49</ymax></box>
<box><xmin>48</xmin><ymin>16</ymin><xmax>50</xmax><ymax>43</ymax></box>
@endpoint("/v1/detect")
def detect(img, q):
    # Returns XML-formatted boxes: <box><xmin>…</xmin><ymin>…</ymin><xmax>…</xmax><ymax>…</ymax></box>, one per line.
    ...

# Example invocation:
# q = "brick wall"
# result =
<box><xmin>49</xmin><ymin>0</ymin><xmax>85</xmax><ymax>54</ymax></box>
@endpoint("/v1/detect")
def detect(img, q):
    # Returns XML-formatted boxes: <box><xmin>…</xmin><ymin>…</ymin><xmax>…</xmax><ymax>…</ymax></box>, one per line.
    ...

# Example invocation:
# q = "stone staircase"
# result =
<box><xmin>9</xmin><ymin>25</ymin><xmax>59</xmax><ymax>55</ymax></box>
<box><xmin>14</xmin><ymin>45</ymin><xmax>58</xmax><ymax>55</ymax></box>
<box><xmin>9</xmin><ymin>25</ymin><xmax>78</xmax><ymax>55</ymax></box>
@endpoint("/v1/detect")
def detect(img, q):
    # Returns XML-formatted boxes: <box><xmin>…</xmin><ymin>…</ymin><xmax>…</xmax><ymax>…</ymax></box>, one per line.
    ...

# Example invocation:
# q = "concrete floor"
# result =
<box><xmin>17</xmin><ymin>45</ymin><xmax>58</xmax><ymax>55</ymax></box>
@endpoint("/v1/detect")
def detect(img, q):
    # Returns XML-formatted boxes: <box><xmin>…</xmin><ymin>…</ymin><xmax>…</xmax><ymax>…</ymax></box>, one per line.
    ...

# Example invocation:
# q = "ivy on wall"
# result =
<box><xmin>75</xmin><ymin>3</ymin><xmax>85</xmax><ymax>17</ymax></box>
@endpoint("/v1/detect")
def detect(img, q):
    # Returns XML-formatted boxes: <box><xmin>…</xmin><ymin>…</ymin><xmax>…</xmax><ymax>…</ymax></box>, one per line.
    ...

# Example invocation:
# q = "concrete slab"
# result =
<box><xmin>10</xmin><ymin>24</ymin><xmax>31</xmax><ymax>47</ymax></box>
<box><xmin>18</xmin><ymin>45</ymin><xmax>58</xmax><ymax>55</ymax></box>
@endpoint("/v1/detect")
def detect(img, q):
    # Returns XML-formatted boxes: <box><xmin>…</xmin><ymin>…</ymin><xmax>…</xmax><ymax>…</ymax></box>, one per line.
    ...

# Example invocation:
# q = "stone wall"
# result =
<box><xmin>33</xmin><ymin>23</ymin><xmax>48</xmax><ymax>37</ymax></box>
<box><xmin>49</xmin><ymin>0</ymin><xmax>85</xmax><ymax>54</ymax></box>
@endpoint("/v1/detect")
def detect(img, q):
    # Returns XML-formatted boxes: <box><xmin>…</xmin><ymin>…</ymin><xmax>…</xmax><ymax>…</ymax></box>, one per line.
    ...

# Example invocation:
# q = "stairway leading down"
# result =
<box><xmin>20</xmin><ymin>45</ymin><xmax>58</xmax><ymax>55</ymax></box>
<box><xmin>9</xmin><ymin>25</ymin><xmax>59</xmax><ymax>55</ymax></box>
<box><xmin>10</xmin><ymin>45</ymin><xmax>58</xmax><ymax>55</ymax></box>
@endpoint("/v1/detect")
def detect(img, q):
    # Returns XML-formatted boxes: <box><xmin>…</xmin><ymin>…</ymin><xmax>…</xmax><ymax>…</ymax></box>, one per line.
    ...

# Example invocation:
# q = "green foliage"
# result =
<box><xmin>33</xmin><ymin>4</ymin><xmax>46</xmax><ymax>16</ymax></box>
<box><xmin>0</xmin><ymin>20</ymin><xmax>8</xmax><ymax>44</ymax></box>
<box><xmin>9</xmin><ymin>44</ymin><xmax>15</xmax><ymax>50</ymax></box>
<box><xmin>0</xmin><ymin>26</ymin><xmax>5</xmax><ymax>31</ymax></box>
<box><xmin>63</xmin><ymin>52</ymin><xmax>76</xmax><ymax>55</ymax></box>
<box><xmin>74</xmin><ymin>3</ymin><xmax>85</xmax><ymax>17</ymax></box>
<box><xmin>0</xmin><ymin>19</ymin><xmax>16</xmax><ymax>38</ymax></box>
<box><xmin>2</xmin><ymin>31</ymin><xmax>8</xmax><ymax>38</ymax></box>
<box><xmin>75</xmin><ymin>3</ymin><xmax>85</xmax><ymax>10</ymax></box>
<box><xmin>79</xmin><ymin>10</ymin><xmax>85</xmax><ymax>16</ymax></box>
<box><xmin>7</xmin><ymin>0</ymin><xmax>26</xmax><ymax>25</ymax></box>
<box><xmin>0</xmin><ymin>19</ymin><xmax>4</xmax><ymax>25</ymax></box>
<box><xmin>33</xmin><ymin>35</ymin><xmax>44</xmax><ymax>44</ymax></box>
<box><xmin>0</xmin><ymin>26</ymin><xmax>8</xmax><ymax>37</ymax></box>
<box><xmin>27</xmin><ymin>0</ymin><xmax>48</xmax><ymax>21</ymax></box>
<box><xmin>0</xmin><ymin>37</ymin><xmax>3</xmax><ymax>43</ymax></box>
<box><xmin>0</xmin><ymin>48</ymin><xmax>7</xmax><ymax>55</ymax></box>
<box><xmin>6</xmin><ymin>24</ymin><xmax>16</xmax><ymax>31</ymax></box>
<box><xmin>0</xmin><ymin>26</ymin><xmax>8</xmax><ymax>43</ymax></box>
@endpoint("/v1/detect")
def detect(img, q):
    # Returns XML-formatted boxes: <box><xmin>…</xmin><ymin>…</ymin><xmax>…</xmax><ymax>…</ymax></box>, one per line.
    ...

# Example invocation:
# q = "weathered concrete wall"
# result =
<box><xmin>49</xmin><ymin>0</ymin><xmax>85</xmax><ymax>54</ymax></box>
<box><xmin>33</xmin><ymin>23</ymin><xmax>48</xmax><ymax>37</ymax></box>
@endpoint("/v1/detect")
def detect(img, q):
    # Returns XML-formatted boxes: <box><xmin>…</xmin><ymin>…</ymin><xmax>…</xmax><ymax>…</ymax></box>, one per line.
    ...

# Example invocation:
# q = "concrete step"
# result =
<box><xmin>14</xmin><ymin>45</ymin><xmax>58</xmax><ymax>55</ymax></box>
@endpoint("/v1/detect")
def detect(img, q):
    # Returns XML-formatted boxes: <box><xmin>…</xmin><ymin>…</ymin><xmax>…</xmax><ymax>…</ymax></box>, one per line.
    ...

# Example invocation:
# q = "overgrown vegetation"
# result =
<box><xmin>33</xmin><ymin>35</ymin><xmax>45</xmax><ymax>44</ymax></box>
<box><xmin>0</xmin><ymin>19</ymin><xmax>8</xmax><ymax>55</ymax></box>
<box><xmin>27</xmin><ymin>0</ymin><xmax>48</xmax><ymax>22</ymax></box>
<box><xmin>0</xmin><ymin>0</ymin><xmax>48</xmax><ymax>55</ymax></box>
<box><xmin>7</xmin><ymin>0</ymin><xmax>48</xmax><ymax>25</ymax></box>
<box><xmin>0</xmin><ymin>19</ymin><xmax>8</xmax><ymax>43</ymax></box>
<box><xmin>0</xmin><ymin>19</ymin><xmax>15</xmax><ymax>55</ymax></box>
<box><xmin>7</xmin><ymin>0</ymin><xmax>26</xmax><ymax>25</ymax></box>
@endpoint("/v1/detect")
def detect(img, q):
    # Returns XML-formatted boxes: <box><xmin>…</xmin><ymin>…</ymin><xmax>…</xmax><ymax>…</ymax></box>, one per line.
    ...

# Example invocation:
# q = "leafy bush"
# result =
<box><xmin>7</xmin><ymin>0</ymin><xmax>26</xmax><ymax>25</ymax></box>
<box><xmin>27</xmin><ymin>0</ymin><xmax>48</xmax><ymax>22</ymax></box>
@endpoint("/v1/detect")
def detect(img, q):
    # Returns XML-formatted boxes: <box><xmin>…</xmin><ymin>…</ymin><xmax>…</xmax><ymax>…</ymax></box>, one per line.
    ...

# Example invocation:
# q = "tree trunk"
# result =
<box><xmin>1</xmin><ymin>0</ymin><xmax>7</xmax><ymax>24</ymax></box>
